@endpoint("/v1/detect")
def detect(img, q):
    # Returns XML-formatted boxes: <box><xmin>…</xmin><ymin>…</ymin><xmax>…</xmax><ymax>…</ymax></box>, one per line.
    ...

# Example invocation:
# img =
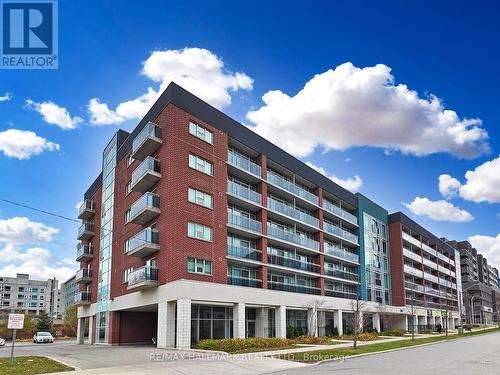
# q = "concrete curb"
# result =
<box><xmin>46</xmin><ymin>355</ymin><xmax>81</xmax><ymax>371</ymax></box>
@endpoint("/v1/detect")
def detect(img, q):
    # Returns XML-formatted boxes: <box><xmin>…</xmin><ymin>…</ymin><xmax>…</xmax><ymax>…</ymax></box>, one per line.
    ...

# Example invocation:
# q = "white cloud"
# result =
<box><xmin>247</xmin><ymin>62</ymin><xmax>489</xmax><ymax>159</ymax></box>
<box><xmin>75</xmin><ymin>201</ymin><xmax>83</xmax><ymax>210</ymax></box>
<box><xmin>443</xmin><ymin>155</ymin><xmax>500</xmax><ymax>203</ymax></box>
<box><xmin>88</xmin><ymin>47</ymin><xmax>253</xmax><ymax>125</ymax></box>
<box><xmin>0</xmin><ymin>217</ymin><xmax>59</xmax><ymax>244</ymax></box>
<box><xmin>0</xmin><ymin>93</ymin><xmax>11</xmax><ymax>101</ymax></box>
<box><xmin>306</xmin><ymin>161</ymin><xmax>362</xmax><ymax>192</ymax></box>
<box><xmin>0</xmin><ymin>244</ymin><xmax>77</xmax><ymax>280</ymax></box>
<box><xmin>468</xmin><ymin>234</ymin><xmax>500</xmax><ymax>269</ymax></box>
<box><xmin>26</xmin><ymin>99</ymin><xmax>83</xmax><ymax>130</ymax></box>
<box><xmin>403</xmin><ymin>197</ymin><xmax>474</xmax><ymax>222</ymax></box>
<box><xmin>0</xmin><ymin>129</ymin><xmax>59</xmax><ymax>159</ymax></box>
<box><xmin>438</xmin><ymin>174</ymin><xmax>461</xmax><ymax>199</ymax></box>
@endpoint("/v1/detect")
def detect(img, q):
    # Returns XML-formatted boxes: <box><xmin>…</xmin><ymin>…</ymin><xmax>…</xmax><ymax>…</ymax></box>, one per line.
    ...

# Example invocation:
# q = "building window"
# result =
<box><xmin>124</xmin><ymin>209</ymin><xmax>131</xmax><ymax>223</ymax></box>
<box><xmin>127</xmin><ymin>154</ymin><xmax>133</xmax><ymax>167</ymax></box>
<box><xmin>123</xmin><ymin>267</ymin><xmax>133</xmax><ymax>283</ymax></box>
<box><xmin>126</xmin><ymin>180</ymin><xmax>132</xmax><ymax>195</ymax></box>
<box><xmin>189</xmin><ymin>154</ymin><xmax>213</xmax><ymax>176</ymax></box>
<box><xmin>188</xmin><ymin>222</ymin><xmax>213</xmax><ymax>242</ymax></box>
<box><xmin>188</xmin><ymin>187</ymin><xmax>213</xmax><ymax>209</ymax></box>
<box><xmin>188</xmin><ymin>257</ymin><xmax>213</xmax><ymax>275</ymax></box>
<box><xmin>189</xmin><ymin>121</ymin><xmax>213</xmax><ymax>144</ymax></box>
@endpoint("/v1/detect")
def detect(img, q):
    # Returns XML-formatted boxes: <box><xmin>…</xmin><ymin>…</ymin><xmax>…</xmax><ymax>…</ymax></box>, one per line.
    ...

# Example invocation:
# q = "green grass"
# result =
<box><xmin>280</xmin><ymin>327</ymin><xmax>500</xmax><ymax>363</ymax></box>
<box><xmin>0</xmin><ymin>356</ymin><xmax>73</xmax><ymax>375</ymax></box>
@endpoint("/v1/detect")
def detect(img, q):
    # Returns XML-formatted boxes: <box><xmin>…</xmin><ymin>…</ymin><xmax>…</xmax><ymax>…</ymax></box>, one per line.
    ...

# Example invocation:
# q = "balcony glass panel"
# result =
<box><xmin>322</xmin><ymin>200</ymin><xmax>358</xmax><ymax>225</ymax></box>
<box><xmin>267</xmin><ymin>224</ymin><xmax>319</xmax><ymax>250</ymax></box>
<box><xmin>227</xmin><ymin>213</ymin><xmax>262</xmax><ymax>233</ymax></box>
<box><xmin>266</xmin><ymin>170</ymin><xmax>318</xmax><ymax>205</ymax></box>
<box><xmin>227</xmin><ymin>245</ymin><xmax>262</xmax><ymax>261</ymax></box>
<box><xmin>323</xmin><ymin>242</ymin><xmax>359</xmax><ymax>263</ymax></box>
<box><xmin>132</xmin><ymin>122</ymin><xmax>161</xmax><ymax>154</ymax></box>
<box><xmin>267</xmin><ymin>254</ymin><xmax>320</xmax><ymax>273</ymax></box>
<box><xmin>227</xmin><ymin>181</ymin><xmax>262</xmax><ymax>205</ymax></box>
<box><xmin>125</xmin><ymin>227</ymin><xmax>159</xmax><ymax>253</ymax></box>
<box><xmin>131</xmin><ymin>157</ymin><xmax>160</xmax><ymax>186</ymax></box>
<box><xmin>323</xmin><ymin>222</ymin><xmax>358</xmax><ymax>244</ymax></box>
<box><xmin>227</xmin><ymin>150</ymin><xmax>261</xmax><ymax>177</ymax></box>
<box><xmin>130</xmin><ymin>193</ymin><xmax>160</xmax><ymax>219</ymax></box>
<box><xmin>128</xmin><ymin>266</ymin><xmax>158</xmax><ymax>287</ymax></box>
<box><xmin>324</xmin><ymin>268</ymin><xmax>359</xmax><ymax>282</ymax></box>
<box><xmin>227</xmin><ymin>275</ymin><xmax>262</xmax><ymax>287</ymax></box>
<box><xmin>267</xmin><ymin>197</ymin><xmax>319</xmax><ymax>227</ymax></box>
<box><xmin>268</xmin><ymin>281</ymin><xmax>321</xmax><ymax>295</ymax></box>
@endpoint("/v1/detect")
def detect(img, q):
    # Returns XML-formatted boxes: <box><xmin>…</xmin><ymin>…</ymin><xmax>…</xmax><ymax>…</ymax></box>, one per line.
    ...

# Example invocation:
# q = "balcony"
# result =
<box><xmin>325</xmin><ymin>289</ymin><xmax>358</xmax><ymax>299</ymax></box>
<box><xmin>78</xmin><ymin>200</ymin><xmax>95</xmax><ymax>221</ymax></box>
<box><xmin>129</xmin><ymin>193</ymin><xmax>160</xmax><ymax>225</ymax></box>
<box><xmin>323</xmin><ymin>222</ymin><xmax>358</xmax><ymax>245</ymax></box>
<box><xmin>267</xmin><ymin>254</ymin><xmax>321</xmax><ymax>274</ymax></box>
<box><xmin>402</xmin><ymin>232</ymin><xmax>421</xmax><ymax>248</ymax></box>
<box><xmin>266</xmin><ymin>171</ymin><xmax>318</xmax><ymax>206</ymax></box>
<box><xmin>131</xmin><ymin>157</ymin><xmax>161</xmax><ymax>193</ymax></box>
<box><xmin>77</xmin><ymin>222</ymin><xmax>95</xmax><ymax>241</ymax></box>
<box><xmin>127</xmin><ymin>266</ymin><xmax>159</xmax><ymax>290</ymax></box>
<box><xmin>227</xmin><ymin>213</ymin><xmax>262</xmax><ymax>234</ymax></box>
<box><xmin>227</xmin><ymin>245</ymin><xmax>262</xmax><ymax>261</ymax></box>
<box><xmin>322</xmin><ymin>200</ymin><xmax>358</xmax><ymax>226</ymax></box>
<box><xmin>404</xmin><ymin>264</ymin><xmax>423</xmax><ymax>278</ymax></box>
<box><xmin>439</xmin><ymin>267</ymin><xmax>452</xmax><ymax>276</ymax></box>
<box><xmin>227</xmin><ymin>181</ymin><xmax>262</xmax><ymax>205</ymax></box>
<box><xmin>403</xmin><ymin>248</ymin><xmax>422</xmax><ymax>263</ymax></box>
<box><xmin>405</xmin><ymin>281</ymin><xmax>425</xmax><ymax>292</ymax></box>
<box><xmin>227</xmin><ymin>275</ymin><xmax>262</xmax><ymax>288</ymax></box>
<box><xmin>422</xmin><ymin>243</ymin><xmax>437</xmax><ymax>257</ymax></box>
<box><xmin>423</xmin><ymin>272</ymin><xmax>439</xmax><ymax>283</ymax></box>
<box><xmin>268</xmin><ymin>281</ymin><xmax>321</xmax><ymax>295</ymax></box>
<box><xmin>267</xmin><ymin>197</ymin><xmax>319</xmax><ymax>228</ymax></box>
<box><xmin>131</xmin><ymin>121</ymin><xmax>162</xmax><ymax>161</ymax></box>
<box><xmin>227</xmin><ymin>150</ymin><xmax>261</xmax><ymax>178</ymax></box>
<box><xmin>267</xmin><ymin>224</ymin><xmax>319</xmax><ymax>251</ymax></box>
<box><xmin>76</xmin><ymin>243</ymin><xmax>93</xmax><ymax>262</ymax></box>
<box><xmin>324</xmin><ymin>268</ymin><xmax>360</xmax><ymax>282</ymax></box>
<box><xmin>323</xmin><ymin>243</ymin><xmax>359</xmax><ymax>263</ymax></box>
<box><xmin>425</xmin><ymin>288</ymin><xmax>441</xmax><ymax>297</ymax></box>
<box><xmin>125</xmin><ymin>227</ymin><xmax>159</xmax><ymax>258</ymax></box>
<box><xmin>436</xmin><ymin>252</ymin><xmax>451</xmax><ymax>264</ymax></box>
<box><xmin>422</xmin><ymin>257</ymin><xmax>438</xmax><ymax>270</ymax></box>
<box><xmin>75</xmin><ymin>291</ymin><xmax>91</xmax><ymax>305</ymax></box>
<box><xmin>75</xmin><ymin>268</ymin><xmax>92</xmax><ymax>284</ymax></box>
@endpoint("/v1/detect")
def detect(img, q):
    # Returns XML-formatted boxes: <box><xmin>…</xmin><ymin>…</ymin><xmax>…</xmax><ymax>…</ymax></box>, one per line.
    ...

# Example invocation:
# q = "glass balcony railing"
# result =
<box><xmin>402</xmin><ymin>232</ymin><xmax>422</xmax><ymax>248</ymax></box>
<box><xmin>323</xmin><ymin>242</ymin><xmax>359</xmax><ymax>263</ymax></box>
<box><xmin>132</xmin><ymin>121</ymin><xmax>161</xmax><ymax>158</ymax></box>
<box><xmin>403</xmin><ymin>248</ymin><xmax>422</xmax><ymax>263</ymax></box>
<box><xmin>324</xmin><ymin>289</ymin><xmax>358</xmax><ymax>299</ymax></box>
<box><xmin>425</xmin><ymin>288</ymin><xmax>441</xmax><ymax>297</ymax></box>
<box><xmin>131</xmin><ymin>157</ymin><xmax>160</xmax><ymax>190</ymax></box>
<box><xmin>128</xmin><ymin>266</ymin><xmax>158</xmax><ymax>288</ymax></box>
<box><xmin>267</xmin><ymin>197</ymin><xmax>319</xmax><ymax>227</ymax></box>
<box><xmin>227</xmin><ymin>181</ymin><xmax>262</xmax><ymax>205</ymax></box>
<box><xmin>266</xmin><ymin>171</ymin><xmax>319</xmax><ymax>205</ymax></box>
<box><xmin>227</xmin><ymin>245</ymin><xmax>262</xmax><ymax>261</ymax></box>
<box><xmin>129</xmin><ymin>192</ymin><xmax>160</xmax><ymax>223</ymax></box>
<box><xmin>421</xmin><ymin>242</ymin><xmax>437</xmax><ymax>256</ymax></box>
<box><xmin>404</xmin><ymin>264</ymin><xmax>423</xmax><ymax>277</ymax></box>
<box><xmin>268</xmin><ymin>281</ymin><xmax>321</xmax><ymax>295</ymax></box>
<box><xmin>267</xmin><ymin>254</ymin><xmax>320</xmax><ymax>273</ymax></box>
<box><xmin>227</xmin><ymin>213</ymin><xmax>262</xmax><ymax>233</ymax></box>
<box><xmin>423</xmin><ymin>272</ymin><xmax>439</xmax><ymax>283</ymax></box>
<box><xmin>267</xmin><ymin>224</ymin><xmax>319</xmax><ymax>251</ymax></box>
<box><xmin>75</xmin><ymin>291</ymin><xmax>91</xmax><ymax>304</ymax></box>
<box><xmin>76</xmin><ymin>243</ymin><xmax>93</xmax><ymax>261</ymax></box>
<box><xmin>77</xmin><ymin>222</ymin><xmax>95</xmax><ymax>240</ymax></box>
<box><xmin>75</xmin><ymin>268</ymin><xmax>92</xmax><ymax>282</ymax></box>
<box><xmin>323</xmin><ymin>222</ymin><xmax>358</xmax><ymax>244</ymax></box>
<box><xmin>324</xmin><ymin>268</ymin><xmax>359</xmax><ymax>282</ymax></box>
<box><xmin>405</xmin><ymin>281</ymin><xmax>425</xmax><ymax>292</ymax></box>
<box><xmin>78</xmin><ymin>199</ymin><xmax>95</xmax><ymax>220</ymax></box>
<box><xmin>227</xmin><ymin>150</ymin><xmax>261</xmax><ymax>177</ymax></box>
<box><xmin>322</xmin><ymin>200</ymin><xmax>358</xmax><ymax>225</ymax></box>
<box><xmin>125</xmin><ymin>227</ymin><xmax>159</xmax><ymax>255</ymax></box>
<box><xmin>227</xmin><ymin>275</ymin><xmax>262</xmax><ymax>288</ymax></box>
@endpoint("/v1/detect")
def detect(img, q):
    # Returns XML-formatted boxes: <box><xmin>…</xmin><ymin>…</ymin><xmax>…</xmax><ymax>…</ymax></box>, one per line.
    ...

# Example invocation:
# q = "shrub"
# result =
<box><xmin>195</xmin><ymin>337</ymin><xmax>295</xmax><ymax>353</ymax></box>
<box><xmin>381</xmin><ymin>329</ymin><xmax>406</xmax><ymax>337</ymax></box>
<box><xmin>463</xmin><ymin>324</ymin><xmax>472</xmax><ymax>331</ymax></box>
<box><xmin>292</xmin><ymin>335</ymin><xmax>333</xmax><ymax>345</ymax></box>
<box><xmin>420</xmin><ymin>329</ymin><xmax>432</xmax><ymax>334</ymax></box>
<box><xmin>338</xmin><ymin>332</ymin><xmax>379</xmax><ymax>341</ymax></box>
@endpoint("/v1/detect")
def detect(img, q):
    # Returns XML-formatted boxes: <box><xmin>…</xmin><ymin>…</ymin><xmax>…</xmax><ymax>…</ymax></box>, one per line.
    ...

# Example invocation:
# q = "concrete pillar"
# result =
<box><xmin>176</xmin><ymin>299</ymin><xmax>191</xmax><ymax>349</ymax></box>
<box><xmin>334</xmin><ymin>309</ymin><xmax>343</xmax><ymax>336</ymax></box>
<box><xmin>233</xmin><ymin>303</ymin><xmax>246</xmax><ymax>338</ymax></box>
<box><xmin>405</xmin><ymin>315</ymin><xmax>409</xmax><ymax>332</ymax></box>
<box><xmin>88</xmin><ymin>315</ymin><xmax>95</xmax><ymax>345</ymax></box>
<box><xmin>307</xmin><ymin>308</ymin><xmax>318</xmax><ymax>337</ymax></box>
<box><xmin>157</xmin><ymin>301</ymin><xmax>176</xmax><ymax>348</ymax></box>
<box><xmin>317</xmin><ymin>311</ymin><xmax>326</xmax><ymax>336</ymax></box>
<box><xmin>77</xmin><ymin>318</ymin><xmax>85</xmax><ymax>344</ymax></box>
<box><xmin>255</xmin><ymin>307</ymin><xmax>268</xmax><ymax>338</ymax></box>
<box><xmin>373</xmin><ymin>313</ymin><xmax>381</xmax><ymax>333</ymax></box>
<box><xmin>275</xmin><ymin>306</ymin><xmax>287</xmax><ymax>338</ymax></box>
<box><xmin>428</xmin><ymin>315</ymin><xmax>435</xmax><ymax>329</ymax></box>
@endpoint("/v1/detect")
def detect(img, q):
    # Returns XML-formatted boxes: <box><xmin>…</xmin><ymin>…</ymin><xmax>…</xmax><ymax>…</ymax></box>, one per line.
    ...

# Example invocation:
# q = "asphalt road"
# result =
<box><xmin>271</xmin><ymin>331</ymin><xmax>500</xmax><ymax>375</ymax></box>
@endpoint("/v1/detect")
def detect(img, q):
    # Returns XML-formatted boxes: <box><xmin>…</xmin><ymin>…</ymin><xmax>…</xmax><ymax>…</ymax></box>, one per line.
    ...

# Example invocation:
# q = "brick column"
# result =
<box><xmin>108</xmin><ymin>311</ymin><xmax>120</xmax><ymax>345</ymax></box>
<box><xmin>176</xmin><ymin>299</ymin><xmax>191</xmax><ymax>349</ymax></box>
<box><xmin>233</xmin><ymin>302</ymin><xmax>246</xmax><ymax>338</ymax></box>
<box><xmin>157</xmin><ymin>301</ymin><xmax>175</xmax><ymax>348</ymax></box>
<box><xmin>275</xmin><ymin>305</ymin><xmax>287</xmax><ymax>338</ymax></box>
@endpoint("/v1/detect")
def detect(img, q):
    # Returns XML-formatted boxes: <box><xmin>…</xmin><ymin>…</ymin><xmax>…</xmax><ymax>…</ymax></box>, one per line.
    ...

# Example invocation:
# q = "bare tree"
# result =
<box><xmin>303</xmin><ymin>299</ymin><xmax>327</xmax><ymax>337</ymax></box>
<box><xmin>350</xmin><ymin>294</ymin><xmax>368</xmax><ymax>349</ymax></box>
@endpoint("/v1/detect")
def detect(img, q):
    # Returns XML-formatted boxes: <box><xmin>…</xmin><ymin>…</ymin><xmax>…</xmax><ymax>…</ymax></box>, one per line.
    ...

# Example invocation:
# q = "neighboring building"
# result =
<box><xmin>447</xmin><ymin>239</ymin><xmax>499</xmax><ymax>325</ymax></box>
<box><xmin>60</xmin><ymin>275</ymin><xmax>78</xmax><ymax>314</ymax></box>
<box><xmin>388</xmin><ymin>212</ymin><xmax>460</xmax><ymax>332</ymax></box>
<box><xmin>0</xmin><ymin>273</ymin><xmax>59</xmax><ymax>319</ymax></box>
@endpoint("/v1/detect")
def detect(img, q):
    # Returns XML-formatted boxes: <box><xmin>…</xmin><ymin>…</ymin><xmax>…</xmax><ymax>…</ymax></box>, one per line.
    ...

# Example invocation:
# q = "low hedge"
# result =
<box><xmin>195</xmin><ymin>337</ymin><xmax>295</xmax><ymax>353</ymax></box>
<box><xmin>381</xmin><ymin>329</ymin><xmax>406</xmax><ymax>337</ymax></box>
<box><xmin>336</xmin><ymin>332</ymin><xmax>379</xmax><ymax>341</ymax></box>
<box><xmin>292</xmin><ymin>335</ymin><xmax>334</xmax><ymax>345</ymax></box>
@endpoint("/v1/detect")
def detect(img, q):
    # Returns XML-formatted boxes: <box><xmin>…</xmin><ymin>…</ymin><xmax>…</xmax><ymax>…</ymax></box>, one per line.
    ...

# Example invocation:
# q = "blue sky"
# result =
<box><xmin>0</xmin><ymin>0</ymin><xmax>499</xmax><ymax>280</ymax></box>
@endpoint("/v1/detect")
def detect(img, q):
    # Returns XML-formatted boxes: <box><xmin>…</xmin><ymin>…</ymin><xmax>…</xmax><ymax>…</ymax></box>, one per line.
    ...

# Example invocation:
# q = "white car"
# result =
<box><xmin>33</xmin><ymin>332</ymin><xmax>54</xmax><ymax>344</ymax></box>
<box><xmin>0</xmin><ymin>337</ymin><xmax>5</xmax><ymax>346</ymax></box>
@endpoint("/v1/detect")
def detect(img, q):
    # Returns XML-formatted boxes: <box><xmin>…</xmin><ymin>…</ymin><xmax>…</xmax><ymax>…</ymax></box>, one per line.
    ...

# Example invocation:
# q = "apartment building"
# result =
<box><xmin>388</xmin><ymin>213</ymin><xmax>461</xmax><ymax>332</ymax></box>
<box><xmin>60</xmin><ymin>275</ymin><xmax>78</xmax><ymax>314</ymax></box>
<box><xmin>0</xmin><ymin>273</ymin><xmax>59</xmax><ymax>320</ymax></box>
<box><xmin>447</xmin><ymin>240</ymin><xmax>500</xmax><ymax>325</ymax></box>
<box><xmin>75</xmin><ymin>83</ymin><xmax>415</xmax><ymax>348</ymax></box>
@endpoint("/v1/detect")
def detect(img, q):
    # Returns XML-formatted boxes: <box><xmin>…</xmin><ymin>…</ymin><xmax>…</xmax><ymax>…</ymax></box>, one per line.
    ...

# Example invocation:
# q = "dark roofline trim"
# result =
<box><xmin>388</xmin><ymin>211</ymin><xmax>456</xmax><ymax>255</ymax></box>
<box><xmin>83</xmin><ymin>82</ymin><xmax>357</xmax><ymax>206</ymax></box>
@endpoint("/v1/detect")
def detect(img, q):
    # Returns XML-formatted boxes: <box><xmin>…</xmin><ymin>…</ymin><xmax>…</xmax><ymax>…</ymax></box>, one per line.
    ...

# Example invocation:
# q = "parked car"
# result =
<box><xmin>0</xmin><ymin>337</ymin><xmax>5</xmax><ymax>346</ymax></box>
<box><xmin>33</xmin><ymin>332</ymin><xmax>54</xmax><ymax>344</ymax></box>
